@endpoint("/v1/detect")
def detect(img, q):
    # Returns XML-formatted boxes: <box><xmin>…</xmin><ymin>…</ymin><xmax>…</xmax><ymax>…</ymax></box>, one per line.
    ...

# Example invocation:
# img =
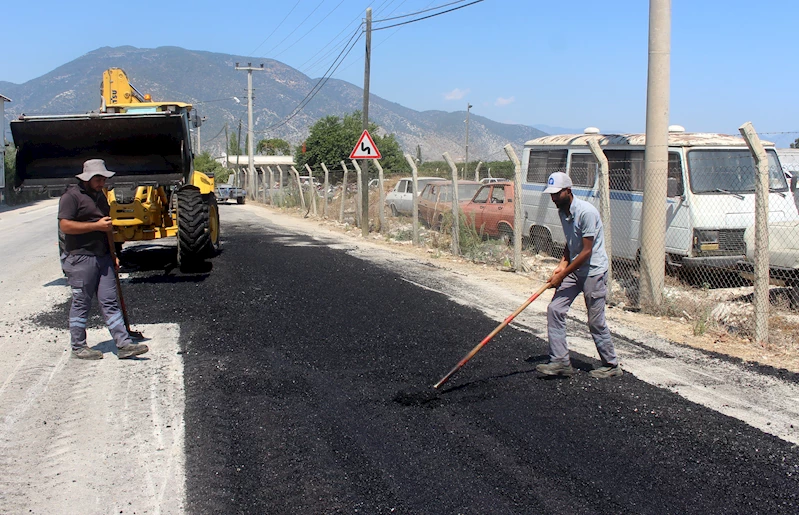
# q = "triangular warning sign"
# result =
<box><xmin>349</xmin><ymin>130</ymin><xmax>382</xmax><ymax>159</ymax></box>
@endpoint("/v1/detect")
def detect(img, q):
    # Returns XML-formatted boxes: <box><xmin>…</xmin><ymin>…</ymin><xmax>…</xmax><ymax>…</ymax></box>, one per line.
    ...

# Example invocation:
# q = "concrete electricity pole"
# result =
<box><xmin>360</xmin><ymin>8</ymin><xmax>372</xmax><ymax>237</ymax></box>
<box><xmin>236</xmin><ymin>62</ymin><xmax>264</xmax><ymax>200</ymax></box>
<box><xmin>465</xmin><ymin>103</ymin><xmax>473</xmax><ymax>180</ymax></box>
<box><xmin>639</xmin><ymin>0</ymin><xmax>671</xmax><ymax>309</ymax></box>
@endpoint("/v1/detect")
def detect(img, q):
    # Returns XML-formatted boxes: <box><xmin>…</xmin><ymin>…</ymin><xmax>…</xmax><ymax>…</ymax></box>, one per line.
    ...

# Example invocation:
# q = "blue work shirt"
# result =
<box><xmin>559</xmin><ymin>197</ymin><xmax>608</xmax><ymax>277</ymax></box>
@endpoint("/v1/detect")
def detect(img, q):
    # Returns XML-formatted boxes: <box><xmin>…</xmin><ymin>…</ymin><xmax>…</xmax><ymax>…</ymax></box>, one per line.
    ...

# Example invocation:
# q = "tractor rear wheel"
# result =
<box><xmin>177</xmin><ymin>187</ymin><xmax>211</xmax><ymax>266</ymax></box>
<box><xmin>206</xmin><ymin>194</ymin><xmax>220</xmax><ymax>256</ymax></box>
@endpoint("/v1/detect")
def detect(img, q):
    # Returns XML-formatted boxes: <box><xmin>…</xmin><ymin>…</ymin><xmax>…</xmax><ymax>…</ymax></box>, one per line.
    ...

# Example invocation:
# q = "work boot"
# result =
<box><xmin>118</xmin><ymin>343</ymin><xmax>149</xmax><ymax>359</ymax></box>
<box><xmin>536</xmin><ymin>361</ymin><xmax>573</xmax><ymax>377</ymax></box>
<box><xmin>72</xmin><ymin>347</ymin><xmax>103</xmax><ymax>360</ymax></box>
<box><xmin>589</xmin><ymin>365</ymin><xmax>623</xmax><ymax>379</ymax></box>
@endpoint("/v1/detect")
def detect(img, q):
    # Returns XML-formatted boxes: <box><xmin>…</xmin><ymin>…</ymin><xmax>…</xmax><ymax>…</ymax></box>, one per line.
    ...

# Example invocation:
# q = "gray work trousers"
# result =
<box><xmin>62</xmin><ymin>253</ymin><xmax>132</xmax><ymax>350</ymax></box>
<box><xmin>546</xmin><ymin>271</ymin><xmax>617</xmax><ymax>366</ymax></box>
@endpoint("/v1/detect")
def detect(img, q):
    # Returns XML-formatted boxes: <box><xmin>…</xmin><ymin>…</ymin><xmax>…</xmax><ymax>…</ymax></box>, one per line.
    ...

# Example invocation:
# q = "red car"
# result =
<box><xmin>418</xmin><ymin>180</ymin><xmax>482</xmax><ymax>229</ymax></box>
<box><xmin>461</xmin><ymin>181</ymin><xmax>516</xmax><ymax>242</ymax></box>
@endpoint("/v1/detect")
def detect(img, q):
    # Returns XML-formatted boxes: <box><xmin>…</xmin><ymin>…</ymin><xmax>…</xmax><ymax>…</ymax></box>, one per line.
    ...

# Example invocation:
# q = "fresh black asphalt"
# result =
<box><xmin>34</xmin><ymin>211</ymin><xmax>799</xmax><ymax>514</ymax></box>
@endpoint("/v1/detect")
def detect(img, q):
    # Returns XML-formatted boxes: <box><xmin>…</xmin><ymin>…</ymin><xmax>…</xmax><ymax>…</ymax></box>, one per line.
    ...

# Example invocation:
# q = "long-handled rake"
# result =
<box><xmin>106</xmin><ymin>232</ymin><xmax>145</xmax><ymax>340</ymax></box>
<box><xmin>433</xmin><ymin>282</ymin><xmax>551</xmax><ymax>389</ymax></box>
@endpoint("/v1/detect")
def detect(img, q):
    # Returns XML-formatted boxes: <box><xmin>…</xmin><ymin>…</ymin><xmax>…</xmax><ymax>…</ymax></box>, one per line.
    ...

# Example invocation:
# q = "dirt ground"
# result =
<box><xmin>263</xmin><ymin>199</ymin><xmax>799</xmax><ymax>375</ymax></box>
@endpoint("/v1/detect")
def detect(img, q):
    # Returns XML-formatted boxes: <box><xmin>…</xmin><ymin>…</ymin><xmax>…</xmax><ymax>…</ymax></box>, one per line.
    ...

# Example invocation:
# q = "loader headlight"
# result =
<box><xmin>693</xmin><ymin>229</ymin><xmax>719</xmax><ymax>252</ymax></box>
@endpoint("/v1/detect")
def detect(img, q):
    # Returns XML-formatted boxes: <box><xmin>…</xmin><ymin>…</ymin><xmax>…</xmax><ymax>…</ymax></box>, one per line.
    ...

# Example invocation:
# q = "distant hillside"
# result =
<box><xmin>1</xmin><ymin>46</ymin><xmax>546</xmax><ymax>163</ymax></box>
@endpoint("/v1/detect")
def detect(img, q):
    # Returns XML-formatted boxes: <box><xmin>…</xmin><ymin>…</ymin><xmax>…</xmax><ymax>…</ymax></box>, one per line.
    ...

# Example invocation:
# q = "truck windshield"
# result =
<box><xmin>687</xmin><ymin>149</ymin><xmax>787</xmax><ymax>194</ymax></box>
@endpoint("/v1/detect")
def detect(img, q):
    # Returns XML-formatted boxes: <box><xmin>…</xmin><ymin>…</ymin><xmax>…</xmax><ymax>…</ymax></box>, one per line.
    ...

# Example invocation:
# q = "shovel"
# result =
<box><xmin>106</xmin><ymin>231</ymin><xmax>145</xmax><ymax>340</ymax></box>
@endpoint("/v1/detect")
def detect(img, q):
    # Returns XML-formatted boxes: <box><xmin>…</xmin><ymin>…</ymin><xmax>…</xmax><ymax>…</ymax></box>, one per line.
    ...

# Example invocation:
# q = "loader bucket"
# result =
<box><xmin>10</xmin><ymin>111</ymin><xmax>192</xmax><ymax>190</ymax></box>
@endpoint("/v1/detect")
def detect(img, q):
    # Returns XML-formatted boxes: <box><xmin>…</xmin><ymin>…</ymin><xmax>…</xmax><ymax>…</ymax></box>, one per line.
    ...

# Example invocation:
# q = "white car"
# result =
<box><xmin>385</xmin><ymin>177</ymin><xmax>441</xmax><ymax>216</ymax></box>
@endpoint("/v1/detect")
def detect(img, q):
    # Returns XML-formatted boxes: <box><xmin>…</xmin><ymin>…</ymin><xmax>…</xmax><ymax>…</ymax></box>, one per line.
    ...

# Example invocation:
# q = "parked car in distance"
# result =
<box><xmin>462</xmin><ymin>181</ymin><xmax>515</xmax><ymax>242</ymax></box>
<box><xmin>385</xmin><ymin>176</ymin><xmax>441</xmax><ymax>216</ymax></box>
<box><xmin>479</xmin><ymin>177</ymin><xmax>507</xmax><ymax>184</ymax></box>
<box><xmin>417</xmin><ymin>180</ymin><xmax>482</xmax><ymax>229</ymax></box>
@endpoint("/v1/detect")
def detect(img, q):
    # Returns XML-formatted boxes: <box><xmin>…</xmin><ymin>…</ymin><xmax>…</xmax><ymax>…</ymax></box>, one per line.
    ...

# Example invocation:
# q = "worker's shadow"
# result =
<box><xmin>92</xmin><ymin>339</ymin><xmax>151</xmax><ymax>360</ymax></box>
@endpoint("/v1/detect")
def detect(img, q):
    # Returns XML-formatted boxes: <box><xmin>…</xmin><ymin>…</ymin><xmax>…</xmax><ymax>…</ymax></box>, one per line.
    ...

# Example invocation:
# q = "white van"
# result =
<box><xmin>519</xmin><ymin>127</ymin><xmax>799</xmax><ymax>273</ymax></box>
<box><xmin>385</xmin><ymin>176</ymin><xmax>441</xmax><ymax>216</ymax></box>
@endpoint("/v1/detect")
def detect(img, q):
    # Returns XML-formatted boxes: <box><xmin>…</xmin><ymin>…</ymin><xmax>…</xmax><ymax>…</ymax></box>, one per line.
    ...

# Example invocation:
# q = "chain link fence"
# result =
<box><xmin>249</xmin><ymin>129</ymin><xmax>799</xmax><ymax>349</ymax></box>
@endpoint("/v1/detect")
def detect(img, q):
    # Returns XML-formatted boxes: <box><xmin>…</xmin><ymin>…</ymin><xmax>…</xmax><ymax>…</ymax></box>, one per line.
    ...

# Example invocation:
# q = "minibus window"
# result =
<box><xmin>687</xmin><ymin>149</ymin><xmax>788</xmax><ymax>194</ymax></box>
<box><xmin>527</xmin><ymin>150</ymin><xmax>567</xmax><ymax>182</ymax></box>
<box><xmin>605</xmin><ymin>150</ymin><xmax>645</xmax><ymax>191</ymax></box>
<box><xmin>668</xmin><ymin>152</ymin><xmax>684</xmax><ymax>196</ymax></box>
<box><xmin>569</xmin><ymin>154</ymin><xmax>597</xmax><ymax>187</ymax></box>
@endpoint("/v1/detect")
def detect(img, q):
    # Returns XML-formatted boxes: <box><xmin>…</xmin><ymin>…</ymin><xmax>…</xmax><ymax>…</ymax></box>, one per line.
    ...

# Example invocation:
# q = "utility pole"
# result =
<box><xmin>236</xmin><ymin>62</ymin><xmax>264</xmax><ymax>200</ymax></box>
<box><xmin>465</xmin><ymin>103</ymin><xmax>472</xmax><ymax>180</ymax></box>
<box><xmin>360</xmin><ymin>7</ymin><xmax>372</xmax><ymax>237</ymax></box>
<box><xmin>640</xmin><ymin>0</ymin><xmax>671</xmax><ymax>309</ymax></box>
<box><xmin>236</xmin><ymin>120</ymin><xmax>242</xmax><ymax>189</ymax></box>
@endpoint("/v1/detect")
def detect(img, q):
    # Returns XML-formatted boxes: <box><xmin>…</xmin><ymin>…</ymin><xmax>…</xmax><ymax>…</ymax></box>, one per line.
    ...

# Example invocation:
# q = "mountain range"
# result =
<box><xmin>0</xmin><ymin>46</ymin><xmax>548</xmax><ymax>163</ymax></box>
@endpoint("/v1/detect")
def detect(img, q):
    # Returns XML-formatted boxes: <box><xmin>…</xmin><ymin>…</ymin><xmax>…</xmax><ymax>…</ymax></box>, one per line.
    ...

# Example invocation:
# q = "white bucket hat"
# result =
<box><xmin>543</xmin><ymin>171</ymin><xmax>572</xmax><ymax>194</ymax></box>
<box><xmin>76</xmin><ymin>159</ymin><xmax>115</xmax><ymax>181</ymax></box>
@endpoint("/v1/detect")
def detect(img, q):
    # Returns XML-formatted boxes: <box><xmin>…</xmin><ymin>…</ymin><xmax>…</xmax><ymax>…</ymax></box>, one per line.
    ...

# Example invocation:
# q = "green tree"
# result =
<box><xmin>256</xmin><ymin>138</ymin><xmax>291</xmax><ymax>155</ymax></box>
<box><xmin>194</xmin><ymin>151</ymin><xmax>229</xmax><ymax>183</ymax></box>
<box><xmin>295</xmin><ymin>111</ymin><xmax>409</xmax><ymax>180</ymax></box>
<box><xmin>227</xmin><ymin>129</ymin><xmax>241</xmax><ymax>157</ymax></box>
<box><xmin>792</xmin><ymin>138</ymin><xmax>798</xmax><ymax>149</ymax></box>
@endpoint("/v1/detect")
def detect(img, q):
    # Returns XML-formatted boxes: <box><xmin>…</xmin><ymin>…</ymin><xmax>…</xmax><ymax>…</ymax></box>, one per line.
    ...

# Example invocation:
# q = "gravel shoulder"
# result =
<box><xmin>0</xmin><ymin>199</ymin><xmax>185</xmax><ymax>515</ymax></box>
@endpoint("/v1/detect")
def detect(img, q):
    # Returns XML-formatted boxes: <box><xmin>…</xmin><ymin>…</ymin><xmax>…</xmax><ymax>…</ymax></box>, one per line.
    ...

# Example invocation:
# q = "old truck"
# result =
<box><xmin>10</xmin><ymin>68</ymin><xmax>220</xmax><ymax>266</ymax></box>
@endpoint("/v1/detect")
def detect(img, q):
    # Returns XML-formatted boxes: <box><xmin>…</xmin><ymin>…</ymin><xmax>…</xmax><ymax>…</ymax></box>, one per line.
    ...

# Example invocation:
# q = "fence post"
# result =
<box><xmin>276</xmin><ymin>165</ymin><xmax>285</xmax><ymax>207</ymax></box>
<box><xmin>321</xmin><ymin>162</ymin><xmax>330</xmax><ymax>219</ymax></box>
<box><xmin>304</xmin><ymin>163</ymin><xmax>318</xmax><ymax>216</ymax></box>
<box><xmin>587</xmin><ymin>138</ymin><xmax>614</xmax><ymax>301</ymax></box>
<box><xmin>739</xmin><ymin>121</ymin><xmax>770</xmax><ymax>345</ymax></box>
<box><xmin>474</xmin><ymin>161</ymin><xmax>483</xmax><ymax>182</ymax></box>
<box><xmin>374</xmin><ymin>160</ymin><xmax>387</xmax><ymax>233</ymax></box>
<box><xmin>290</xmin><ymin>166</ymin><xmax>306</xmax><ymax>211</ymax></box>
<box><xmin>339</xmin><ymin>161</ymin><xmax>349</xmax><ymax>223</ymax></box>
<box><xmin>351</xmin><ymin>160</ymin><xmax>363</xmax><ymax>229</ymax></box>
<box><xmin>503</xmin><ymin>145</ymin><xmax>523</xmax><ymax>271</ymax></box>
<box><xmin>404</xmin><ymin>154</ymin><xmax>421</xmax><ymax>246</ymax></box>
<box><xmin>266</xmin><ymin>166</ymin><xmax>275</xmax><ymax>205</ymax></box>
<box><xmin>442</xmin><ymin>152</ymin><xmax>460</xmax><ymax>256</ymax></box>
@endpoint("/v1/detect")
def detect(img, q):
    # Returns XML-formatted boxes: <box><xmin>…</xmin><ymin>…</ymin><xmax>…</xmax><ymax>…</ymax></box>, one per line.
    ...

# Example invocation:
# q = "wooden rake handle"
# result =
<box><xmin>433</xmin><ymin>282</ymin><xmax>551</xmax><ymax>389</ymax></box>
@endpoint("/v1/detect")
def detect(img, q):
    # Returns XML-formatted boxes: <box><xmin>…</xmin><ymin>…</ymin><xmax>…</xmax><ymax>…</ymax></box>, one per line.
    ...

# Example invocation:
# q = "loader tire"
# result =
<box><xmin>177</xmin><ymin>187</ymin><xmax>211</xmax><ymax>266</ymax></box>
<box><xmin>206</xmin><ymin>194</ymin><xmax>221</xmax><ymax>256</ymax></box>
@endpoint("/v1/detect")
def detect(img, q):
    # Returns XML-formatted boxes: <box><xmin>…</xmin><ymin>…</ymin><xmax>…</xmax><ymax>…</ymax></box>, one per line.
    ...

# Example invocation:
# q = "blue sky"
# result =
<box><xmin>2</xmin><ymin>0</ymin><xmax>798</xmax><ymax>145</ymax></box>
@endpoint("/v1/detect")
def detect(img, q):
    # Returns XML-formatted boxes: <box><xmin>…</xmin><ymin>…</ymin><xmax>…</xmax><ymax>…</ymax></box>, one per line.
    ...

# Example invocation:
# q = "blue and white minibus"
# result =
<box><xmin>520</xmin><ymin>126</ymin><xmax>799</xmax><ymax>272</ymax></box>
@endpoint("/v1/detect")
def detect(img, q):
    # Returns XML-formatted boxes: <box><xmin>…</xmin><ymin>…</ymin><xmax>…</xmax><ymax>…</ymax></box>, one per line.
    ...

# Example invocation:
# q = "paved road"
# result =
<box><xmin>14</xmin><ymin>201</ymin><xmax>799</xmax><ymax>513</ymax></box>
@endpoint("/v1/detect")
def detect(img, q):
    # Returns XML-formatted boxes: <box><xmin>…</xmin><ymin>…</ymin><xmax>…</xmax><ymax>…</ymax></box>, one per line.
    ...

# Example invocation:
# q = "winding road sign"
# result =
<box><xmin>350</xmin><ymin>130</ymin><xmax>382</xmax><ymax>159</ymax></box>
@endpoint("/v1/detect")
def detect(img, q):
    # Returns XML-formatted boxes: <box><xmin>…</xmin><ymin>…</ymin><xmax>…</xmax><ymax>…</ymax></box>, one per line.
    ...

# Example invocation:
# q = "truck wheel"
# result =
<box><xmin>177</xmin><ymin>187</ymin><xmax>211</xmax><ymax>266</ymax></box>
<box><xmin>530</xmin><ymin>227</ymin><xmax>553</xmax><ymax>256</ymax></box>
<box><xmin>498</xmin><ymin>224</ymin><xmax>514</xmax><ymax>245</ymax></box>
<box><xmin>237</xmin><ymin>196</ymin><xmax>246</xmax><ymax>205</ymax></box>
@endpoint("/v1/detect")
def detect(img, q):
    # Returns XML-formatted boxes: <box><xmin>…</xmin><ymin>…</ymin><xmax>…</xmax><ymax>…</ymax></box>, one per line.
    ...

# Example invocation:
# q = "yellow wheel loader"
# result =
<box><xmin>10</xmin><ymin>68</ymin><xmax>220</xmax><ymax>266</ymax></box>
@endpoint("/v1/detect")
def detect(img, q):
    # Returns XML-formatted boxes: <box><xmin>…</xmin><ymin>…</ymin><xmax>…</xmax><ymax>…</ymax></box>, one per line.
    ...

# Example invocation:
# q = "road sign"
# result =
<box><xmin>349</xmin><ymin>130</ymin><xmax>382</xmax><ymax>159</ymax></box>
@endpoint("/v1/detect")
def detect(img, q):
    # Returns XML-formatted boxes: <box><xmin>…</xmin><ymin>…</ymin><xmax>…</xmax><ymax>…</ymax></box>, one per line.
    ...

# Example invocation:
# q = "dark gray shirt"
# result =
<box><xmin>57</xmin><ymin>183</ymin><xmax>110</xmax><ymax>256</ymax></box>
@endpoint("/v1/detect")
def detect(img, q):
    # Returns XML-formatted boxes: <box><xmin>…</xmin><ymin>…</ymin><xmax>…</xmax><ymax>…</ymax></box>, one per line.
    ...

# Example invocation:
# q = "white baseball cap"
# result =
<box><xmin>76</xmin><ymin>159</ymin><xmax>115</xmax><ymax>181</ymax></box>
<box><xmin>543</xmin><ymin>171</ymin><xmax>572</xmax><ymax>194</ymax></box>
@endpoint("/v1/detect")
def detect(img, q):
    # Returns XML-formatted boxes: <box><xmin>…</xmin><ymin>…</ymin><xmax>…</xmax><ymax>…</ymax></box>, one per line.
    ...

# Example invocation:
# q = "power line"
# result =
<box><xmin>262</xmin><ymin>0</ymin><xmax>327</xmax><ymax>58</ymax></box>
<box><xmin>259</xmin><ymin>24</ymin><xmax>365</xmax><ymax>134</ymax></box>
<box><xmin>272</xmin><ymin>0</ymin><xmax>349</xmax><ymax>62</ymax></box>
<box><xmin>248</xmin><ymin>0</ymin><xmax>302</xmax><ymax>57</ymax></box>
<box><xmin>373</xmin><ymin>0</ymin><xmax>484</xmax><ymax>31</ymax></box>
<box><xmin>373</xmin><ymin>0</ymin><xmax>468</xmax><ymax>22</ymax></box>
